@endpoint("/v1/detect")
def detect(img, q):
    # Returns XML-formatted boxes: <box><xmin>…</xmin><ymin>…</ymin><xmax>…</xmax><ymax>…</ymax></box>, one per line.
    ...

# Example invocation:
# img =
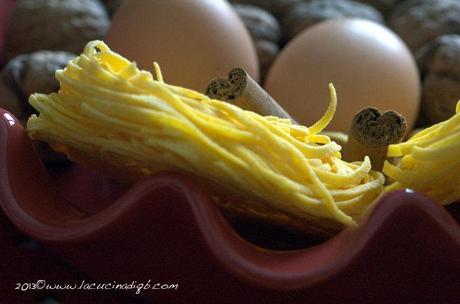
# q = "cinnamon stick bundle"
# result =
<box><xmin>342</xmin><ymin>107</ymin><xmax>407</xmax><ymax>171</ymax></box>
<box><xmin>205</xmin><ymin>68</ymin><xmax>294</xmax><ymax>122</ymax></box>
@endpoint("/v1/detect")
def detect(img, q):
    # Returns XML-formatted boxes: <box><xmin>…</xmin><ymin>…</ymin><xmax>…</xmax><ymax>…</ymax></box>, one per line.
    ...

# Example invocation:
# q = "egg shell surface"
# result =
<box><xmin>105</xmin><ymin>0</ymin><xmax>259</xmax><ymax>91</ymax></box>
<box><xmin>265</xmin><ymin>19</ymin><xmax>420</xmax><ymax>132</ymax></box>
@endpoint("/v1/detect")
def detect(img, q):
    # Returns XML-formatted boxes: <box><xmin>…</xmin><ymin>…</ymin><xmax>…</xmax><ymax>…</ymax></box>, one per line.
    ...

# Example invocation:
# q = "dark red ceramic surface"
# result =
<box><xmin>1</xmin><ymin>108</ymin><xmax>460</xmax><ymax>303</ymax></box>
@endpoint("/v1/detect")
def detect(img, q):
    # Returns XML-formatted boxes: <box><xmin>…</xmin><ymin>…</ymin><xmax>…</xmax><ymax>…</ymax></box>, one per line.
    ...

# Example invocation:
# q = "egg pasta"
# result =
<box><xmin>27</xmin><ymin>41</ymin><xmax>384</xmax><ymax>234</ymax></box>
<box><xmin>384</xmin><ymin>101</ymin><xmax>460</xmax><ymax>204</ymax></box>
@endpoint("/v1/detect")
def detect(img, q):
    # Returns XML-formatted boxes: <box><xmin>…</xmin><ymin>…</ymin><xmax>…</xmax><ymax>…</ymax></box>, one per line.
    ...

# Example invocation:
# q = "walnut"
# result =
<box><xmin>232</xmin><ymin>4</ymin><xmax>281</xmax><ymax>81</ymax></box>
<box><xmin>0</xmin><ymin>50</ymin><xmax>75</xmax><ymax>164</ymax></box>
<box><xmin>389</xmin><ymin>0</ymin><xmax>460</xmax><ymax>52</ymax></box>
<box><xmin>255</xmin><ymin>40</ymin><xmax>279</xmax><ymax>83</ymax></box>
<box><xmin>233</xmin><ymin>4</ymin><xmax>281</xmax><ymax>43</ymax></box>
<box><xmin>0</xmin><ymin>81</ymin><xmax>23</xmax><ymax>119</ymax></box>
<box><xmin>415</xmin><ymin>34</ymin><xmax>460</xmax><ymax>124</ymax></box>
<box><xmin>357</xmin><ymin>0</ymin><xmax>404</xmax><ymax>16</ymax></box>
<box><xmin>230</xmin><ymin>0</ymin><xmax>301</xmax><ymax>20</ymax></box>
<box><xmin>0</xmin><ymin>50</ymin><xmax>76</xmax><ymax>120</ymax></box>
<box><xmin>101</xmin><ymin>0</ymin><xmax>123</xmax><ymax>17</ymax></box>
<box><xmin>4</xmin><ymin>0</ymin><xmax>110</xmax><ymax>59</ymax></box>
<box><xmin>283</xmin><ymin>0</ymin><xmax>384</xmax><ymax>41</ymax></box>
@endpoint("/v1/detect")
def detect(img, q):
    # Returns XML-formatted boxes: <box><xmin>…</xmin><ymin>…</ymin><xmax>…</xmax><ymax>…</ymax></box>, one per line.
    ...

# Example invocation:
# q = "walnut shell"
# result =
<box><xmin>0</xmin><ymin>81</ymin><xmax>22</xmax><ymax>119</ymax></box>
<box><xmin>415</xmin><ymin>34</ymin><xmax>460</xmax><ymax>124</ymax></box>
<box><xmin>233</xmin><ymin>4</ymin><xmax>281</xmax><ymax>43</ymax></box>
<box><xmin>283</xmin><ymin>0</ymin><xmax>384</xmax><ymax>41</ymax></box>
<box><xmin>389</xmin><ymin>0</ymin><xmax>460</xmax><ymax>52</ymax></box>
<box><xmin>230</xmin><ymin>0</ymin><xmax>301</xmax><ymax>20</ymax></box>
<box><xmin>357</xmin><ymin>0</ymin><xmax>404</xmax><ymax>16</ymax></box>
<box><xmin>5</xmin><ymin>0</ymin><xmax>110</xmax><ymax>59</ymax></box>
<box><xmin>101</xmin><ymin>0</ymin><xmax>123</xmax><ymax>17</ymax></box>
<box><xmin>0</xmin><ymin>50</ymin><xmax>75</xmax><ymax>165</ymax></box>
<box><xmin>0</xmin><ymin>50</ymin><xmax>75</xmax><ymax>119</ymax></box>
<box><xmin>255</xmin><ymin>40</ymin><xmax>279</xmax><ymax>83</ymax></box>
<box><xmin>421</xmin><ymin>75</ymin><xmax>460</xmax><ymax>124</ymax></box>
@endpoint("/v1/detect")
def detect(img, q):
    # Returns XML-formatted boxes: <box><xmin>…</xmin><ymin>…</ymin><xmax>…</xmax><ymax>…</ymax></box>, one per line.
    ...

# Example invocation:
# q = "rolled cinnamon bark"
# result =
<box><xmin>342</xmin><ymin>107</ymin><xmax>406</xmax><ymax>171</ymax></box>
<box><xmin>205</xmin><ymin>68</ymin><xmax>294</xmax><ymax>121</ymax></box>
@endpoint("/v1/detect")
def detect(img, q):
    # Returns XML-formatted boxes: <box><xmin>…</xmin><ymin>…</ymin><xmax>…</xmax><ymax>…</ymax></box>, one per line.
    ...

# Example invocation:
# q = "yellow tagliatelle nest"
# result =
<box><xmin>384</xmin><ymin>101</ymin><xmax>460</xmax><ymax>205</ymax></box>
<box><xmin>27</xmin><ymin>41</ymin><xmax>384</xmax><ymax>235</ymax></box>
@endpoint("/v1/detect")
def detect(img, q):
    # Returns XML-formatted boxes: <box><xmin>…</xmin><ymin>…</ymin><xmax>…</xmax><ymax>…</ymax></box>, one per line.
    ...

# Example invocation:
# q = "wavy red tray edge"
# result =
<box><xmin>1</xmin><ymin>108</ymin><xmax>459</xmax><ymax>303</ymax></box>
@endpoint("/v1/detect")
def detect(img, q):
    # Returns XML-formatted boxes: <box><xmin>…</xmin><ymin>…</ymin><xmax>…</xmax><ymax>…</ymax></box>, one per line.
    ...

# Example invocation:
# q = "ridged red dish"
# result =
<box><xmin>1</xmin><ymin>108</ymin><xmax>459</xmax><ymax>303</ymax></box>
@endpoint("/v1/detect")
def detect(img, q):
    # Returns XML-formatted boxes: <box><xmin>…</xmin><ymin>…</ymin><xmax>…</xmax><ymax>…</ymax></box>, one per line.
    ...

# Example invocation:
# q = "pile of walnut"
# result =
<box><xmin>230</xmin><ymin>0</ymin><xmax>460</xmax><ymax>126</ymax></box>
<box><xmin>0</xmin><ymin>0</ymin><xmax>112</xmax><ymax>165</ymax></box>
<box><xmin>2</xmin><ymin>0</ymin><xmax>460</xmax><ymax>165</ymax></box>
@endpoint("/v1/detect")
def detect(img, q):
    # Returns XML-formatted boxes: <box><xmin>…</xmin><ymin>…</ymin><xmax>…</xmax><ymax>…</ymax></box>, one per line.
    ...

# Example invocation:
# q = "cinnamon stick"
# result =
<box><xmin>205</xmin><ymin>68</ymin><xmax>294</xmax><ymax>122</ymax></box>
<box><xmin>342</xmin><ymin>107</ymin><xmax>406</xmax><ymax>171</ymax></box>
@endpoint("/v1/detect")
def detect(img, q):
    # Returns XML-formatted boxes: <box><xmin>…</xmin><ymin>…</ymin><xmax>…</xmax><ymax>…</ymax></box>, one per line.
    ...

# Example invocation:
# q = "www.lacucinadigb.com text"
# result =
<box><xmin>15</xmin><ymin>279</ymin><xmax>179</xmax><ymax>295</ymax></box>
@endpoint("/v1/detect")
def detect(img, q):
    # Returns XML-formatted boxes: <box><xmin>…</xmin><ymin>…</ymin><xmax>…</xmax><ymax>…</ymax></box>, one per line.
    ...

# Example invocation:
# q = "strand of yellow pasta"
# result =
<box><xmin>384</xmin><ymin>99</ymin><xmax>460</xmax><ymax>205</ymax></box>
<box><xmin>308</xmin><ymin>84</ymin><xmax>337</xmax><ymax>135</ymax></box>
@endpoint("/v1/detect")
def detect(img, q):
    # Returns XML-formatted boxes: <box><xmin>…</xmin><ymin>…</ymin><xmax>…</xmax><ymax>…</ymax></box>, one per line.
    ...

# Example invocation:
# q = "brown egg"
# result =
<box><xmin>264</xmin><ymin>19</ymin><xmax>420</xmax><ymax>132</ymax></box>
<box><xmin>105</xmin><ymin>0</ymin><xmax>258</xmax><ymax>91</ymax></box>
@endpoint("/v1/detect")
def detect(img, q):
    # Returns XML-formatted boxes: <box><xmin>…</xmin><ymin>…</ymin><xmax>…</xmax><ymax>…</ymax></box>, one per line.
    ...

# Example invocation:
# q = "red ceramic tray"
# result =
<box><xmin>1</xmin><ymin>107</ymin><xmax>460</xmax><ymax>303</ymax></box>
